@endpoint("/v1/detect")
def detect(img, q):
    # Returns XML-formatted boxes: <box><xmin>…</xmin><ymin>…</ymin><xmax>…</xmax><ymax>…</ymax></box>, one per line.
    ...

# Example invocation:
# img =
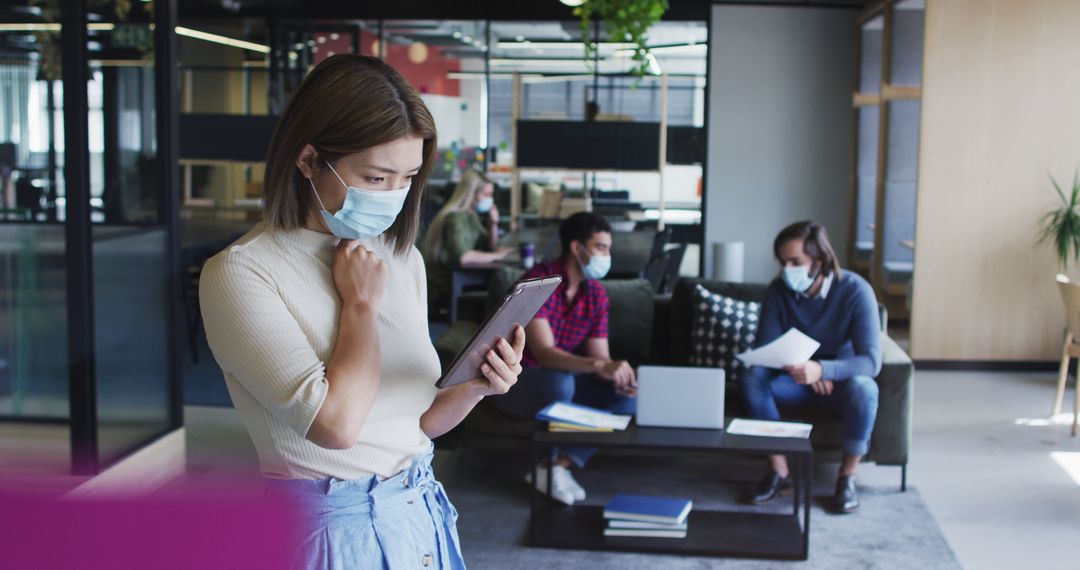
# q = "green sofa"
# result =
<box><xmin>433</xmin><ymin>271</ymin><xmax>914</xmax><ymax>490</ymax></box>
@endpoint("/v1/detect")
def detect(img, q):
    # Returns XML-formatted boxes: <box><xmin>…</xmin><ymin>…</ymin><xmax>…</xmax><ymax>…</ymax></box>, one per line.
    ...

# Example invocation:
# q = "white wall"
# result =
<box><xmin>704</xmin><ymin>5</ymin><xmax>856</xmax><ymax>282</ymax></box>
<box><xmin>421</xmin><ymin>58</ymin><xmax>484</xmax><ymax>148</ymax></box>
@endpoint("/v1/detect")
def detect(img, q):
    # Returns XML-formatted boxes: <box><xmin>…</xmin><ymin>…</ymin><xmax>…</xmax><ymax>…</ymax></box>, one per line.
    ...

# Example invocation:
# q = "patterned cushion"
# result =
<box><xmin>689</xmin><ymin>284</ymin><xmax>761</xmax><ymax>381</ymax></box>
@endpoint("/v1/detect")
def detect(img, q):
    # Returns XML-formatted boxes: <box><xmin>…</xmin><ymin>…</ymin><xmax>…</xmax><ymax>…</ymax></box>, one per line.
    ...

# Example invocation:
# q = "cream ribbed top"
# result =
<box><xmin>199</xmin><ymin>223</ymin><xmax>441</xmax><ymax>480</ymax></box>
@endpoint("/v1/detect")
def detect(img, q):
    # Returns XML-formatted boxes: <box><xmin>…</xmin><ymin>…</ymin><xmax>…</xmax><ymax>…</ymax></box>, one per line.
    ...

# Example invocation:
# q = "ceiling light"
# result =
<box><xmin>0</xmin><ymin>22</ymin><xmax>114</xmax><ymax>31</ymax></box>
<box><xmin>408</xmin><ymin>42</ymin><xmax>429</xmax><ymax>64</ymax></box>
<box><xmin>560</xmin><ymin>0</ymin><xmax>586</xmax><ymax>6</ymax></box>
<box><xmin>496</xmin><ymin>41</ymin><xmax>634</xmax><ymax>50</ymax></box>
<box><xmin>452</xmin><ymin>31</ymin><xmax>462</xmax><ymax>39</ymax></box>
<box><xmin>447</xmin><ymin>71</ymin><xmax>538</xmax><ymax>80</ymax></box>
<box><xmin>175</xmin><ymin>26</ymin><xmax>271</xmax><ymax>53</ymax></box>
<box><xmin>330</xmin><ymin>33</ymin><xmax>340</xmax><ymax>40</ymax></box>
<box><xmin>317</xmin><ymin>36</ymin><xmax>326</xmax><ymax>44</ymax></box>
<box><xmin>614</xmin><ymin>43</ymin><xmax>707</xmax><ymax>57</ymax></box>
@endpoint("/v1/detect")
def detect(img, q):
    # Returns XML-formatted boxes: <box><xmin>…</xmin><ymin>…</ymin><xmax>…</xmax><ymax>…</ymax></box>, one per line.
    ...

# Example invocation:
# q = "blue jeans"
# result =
<box><xmin>740</xmin><ymin>366</ymin><xmax>879</xmax><ymax>457</ymax></box>
<box><xmin>263</xmin><ymin>447</ymin><xmax>464</xmax><ymax>570</ymax></box>
<box><xmin>491</xmin><ymin>367</ymin><xmax>637</xmax><ymax>468</ymax></box>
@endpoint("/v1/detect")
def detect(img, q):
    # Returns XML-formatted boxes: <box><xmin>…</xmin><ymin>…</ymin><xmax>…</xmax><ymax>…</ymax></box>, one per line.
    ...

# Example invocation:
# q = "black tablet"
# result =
<box><xmin>435</xmin><ymin>275</ymin><xmax>562</xmax><ymax>389</ymax></box>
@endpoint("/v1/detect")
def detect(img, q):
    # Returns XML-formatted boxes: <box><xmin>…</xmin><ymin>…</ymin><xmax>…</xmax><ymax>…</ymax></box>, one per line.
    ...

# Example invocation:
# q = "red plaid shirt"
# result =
<box><xmin>521</xmin><ymin>259</ymin><xmax>610</xmax><ymax>368</ymax></box>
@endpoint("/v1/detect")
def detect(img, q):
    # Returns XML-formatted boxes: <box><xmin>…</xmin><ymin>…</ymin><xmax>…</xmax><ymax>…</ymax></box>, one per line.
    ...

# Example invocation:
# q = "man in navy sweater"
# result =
<box><xmin>742</xmin><ymin>221</ymin><xmax>882</xmax><ymax>514</ymax></box>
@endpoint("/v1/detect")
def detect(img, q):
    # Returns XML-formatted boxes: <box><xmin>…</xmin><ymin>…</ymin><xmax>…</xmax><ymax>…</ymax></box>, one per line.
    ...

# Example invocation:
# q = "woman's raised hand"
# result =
<box><xmin>332</xmin><ymin>240</ymin><xmax>388</xmax><ymax>310</ymax></box>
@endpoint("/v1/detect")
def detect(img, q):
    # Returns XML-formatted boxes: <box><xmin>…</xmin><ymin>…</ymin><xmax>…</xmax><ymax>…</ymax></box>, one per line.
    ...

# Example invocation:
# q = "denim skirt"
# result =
<box><xmin>263</xmin><ymin>448</ymin><xmax>465</xmax><ymax>570</ymax></box>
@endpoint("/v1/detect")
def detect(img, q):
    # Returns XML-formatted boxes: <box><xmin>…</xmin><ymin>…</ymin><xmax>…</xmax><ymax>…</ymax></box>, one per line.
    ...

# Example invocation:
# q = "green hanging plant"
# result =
<box><xmin>1040</xmin><ymin>170</ymin><xmax>1080</xmax><ymax>270</ymax></box>
<box><xmin>574</xmin><ymin>0</ymin><xmax>669</xmax><ymax>79</ymax></box>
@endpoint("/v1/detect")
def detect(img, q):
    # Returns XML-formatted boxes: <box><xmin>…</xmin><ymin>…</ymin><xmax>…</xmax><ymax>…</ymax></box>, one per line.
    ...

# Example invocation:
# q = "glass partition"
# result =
<box><xmin>0</xmin><ymin>225</ymin><xmax>69</xmax><ymax>420</ymax></box>
<box><xmin>86</xmin><ymin>13</ymin><xmax>175</xmax><ymax>467</ymax></box>
<box><xmin>0</xmin><ymin>13</ymin><xmax>68</xmax><ymax>423</ymax></box>
<box><xmin>0</xmin><ymin>0</ymin><xmax>180</xmax><ymax>476</ymax></box>
<box><xmin>850</xmin><ymin>13</ymin><xmax>884</xmax><ymax>269</ymax></box>
<box><xmin>876</xmin><ymin>1</ymin><xmax>924</xmax><ymax>293</ymax></box>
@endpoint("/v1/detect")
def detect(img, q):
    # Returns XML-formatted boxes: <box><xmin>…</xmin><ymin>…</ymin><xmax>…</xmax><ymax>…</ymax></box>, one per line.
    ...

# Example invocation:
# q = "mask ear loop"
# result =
<box><xmin>309</xmin><ymin>178</ymin><xmax>330</xmax><ymax>211</ymax></box>
<box><xmin>323</xmin><ymin>159</ymin><xmax>350</xmax><ymax>190</ymax></box>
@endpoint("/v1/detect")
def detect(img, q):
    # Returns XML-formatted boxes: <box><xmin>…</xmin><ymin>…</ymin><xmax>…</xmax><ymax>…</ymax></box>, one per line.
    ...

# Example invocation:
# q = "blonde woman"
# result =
<box><xmin>199</xmin><ymin>54</ymin><xmax>525</xmax><ymax>569</ymax></box>
<box><xmin>422</xmin><ymin>169</ymin><xmax>513</xmax><ymax>298</ymax></box>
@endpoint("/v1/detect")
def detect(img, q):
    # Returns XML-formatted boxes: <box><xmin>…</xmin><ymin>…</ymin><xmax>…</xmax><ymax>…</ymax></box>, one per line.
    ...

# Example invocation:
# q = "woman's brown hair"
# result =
<box><xmin>262</xmin><ymin>54</ymin><xmax>437</xmax><ymax>256</ymax></box>
<box><xmin>773</xmin><ymin>221</ymin><xmax>843</xmax><ymax>278</ymax></box>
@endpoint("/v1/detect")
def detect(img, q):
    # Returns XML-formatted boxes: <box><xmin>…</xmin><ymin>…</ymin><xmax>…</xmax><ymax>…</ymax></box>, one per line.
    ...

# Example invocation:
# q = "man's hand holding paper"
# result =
<box><xmin>736</xmin><ymin>328</ymin><xmax>821</xmax><ymax>370</ymax></box>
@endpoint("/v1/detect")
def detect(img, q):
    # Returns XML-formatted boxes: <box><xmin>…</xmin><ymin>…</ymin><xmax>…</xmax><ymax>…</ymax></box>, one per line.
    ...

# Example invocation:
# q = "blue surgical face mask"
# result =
<box><xmin>475</xmin><ymin>197</ymin><xmax>494</xmax><ymax>214</ymax></box>
<box><xmin>310</xmin><ymin>160</ymin><xmax>411</xmax><ymax>240</ymax></box>
<box><xmin>578</xmin><ymin>249</ymin><xmax>611</xmax><ymax>280</ymax></box>
<box><xmin>782</xmin><ymin>264</ymin><xmax>817</xmax><ymax>293</ymax></box>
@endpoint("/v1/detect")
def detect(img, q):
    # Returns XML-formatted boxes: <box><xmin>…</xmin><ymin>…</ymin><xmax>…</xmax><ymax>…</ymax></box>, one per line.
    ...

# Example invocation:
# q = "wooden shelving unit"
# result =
<box><xmin>507</xmin><ymin>72</ymin><xmax>670</xmax><ymax>231</ymax></box>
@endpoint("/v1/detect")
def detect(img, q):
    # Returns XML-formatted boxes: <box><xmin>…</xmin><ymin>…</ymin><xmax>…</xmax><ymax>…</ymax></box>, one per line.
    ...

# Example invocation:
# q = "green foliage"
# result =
<box><xmin>574</xmin><ymin>0</ymin><xmax>669</xmax><ymax>80</ymax></box>
<box><xmin>1040</xmin><ymin>170</ymin><xmax>1080</xmax><ymax>270</ymax></box>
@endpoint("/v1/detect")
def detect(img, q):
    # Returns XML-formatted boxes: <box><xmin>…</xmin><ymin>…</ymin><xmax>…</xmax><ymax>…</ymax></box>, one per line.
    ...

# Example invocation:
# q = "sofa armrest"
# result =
<box><xmin>650</xmin><ymin>294</ymin><xmax>672</xmax><ymax>364</ymax></box>
<box><xmin>869</xmin><ymin>334</ymin><xmax>913</xmax><ymax>466</ymax></box>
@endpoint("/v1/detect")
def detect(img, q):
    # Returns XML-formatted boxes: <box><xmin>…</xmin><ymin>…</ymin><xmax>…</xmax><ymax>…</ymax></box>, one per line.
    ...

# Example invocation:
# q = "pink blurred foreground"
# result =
<box><xmin>0</xmin><ymin>485</ymin><xmax>300</xmax><ymax>569</ymax></box>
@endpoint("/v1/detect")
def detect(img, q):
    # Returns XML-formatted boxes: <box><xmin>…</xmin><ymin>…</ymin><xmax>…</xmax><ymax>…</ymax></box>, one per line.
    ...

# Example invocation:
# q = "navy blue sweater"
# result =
<box><xmin>755</xmin><ymin>270</ymin><xmax>882</xmax><ymax>381</ymax></box>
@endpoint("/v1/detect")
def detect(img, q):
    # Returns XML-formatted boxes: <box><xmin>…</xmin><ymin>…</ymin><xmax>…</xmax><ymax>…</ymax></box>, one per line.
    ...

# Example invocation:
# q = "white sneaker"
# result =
<box><xmin>553</xmin><ymin>465</ymin><xmax>587</xmax><ymax>502</ymax></box>
<box><xmin>525</xmin><ymin>464</ymin><xmax>581</xmax><ymax>505</ymax></box>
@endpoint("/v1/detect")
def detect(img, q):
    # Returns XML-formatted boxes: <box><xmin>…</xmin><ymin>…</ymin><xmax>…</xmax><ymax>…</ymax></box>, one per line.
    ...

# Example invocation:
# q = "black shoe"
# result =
<box><xmin>747</xmin><ymin>471</ymin><xmax>793</xmax><ymax>505</ymax></box>
<box><xmin>833</xmin><ymin>475</ymin><xmax>859</xmax><ymax>514</ymax></box>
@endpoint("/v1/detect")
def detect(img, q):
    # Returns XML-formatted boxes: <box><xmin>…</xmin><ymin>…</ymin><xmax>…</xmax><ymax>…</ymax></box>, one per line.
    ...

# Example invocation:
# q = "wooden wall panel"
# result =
<box><xmin>911</xmin><ymin>0</ymin><xmax>1080</xmax><ymax>360</ymax></box>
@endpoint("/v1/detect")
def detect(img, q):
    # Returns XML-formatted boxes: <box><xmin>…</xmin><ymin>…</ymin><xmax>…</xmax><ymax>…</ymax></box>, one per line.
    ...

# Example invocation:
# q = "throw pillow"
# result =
<box><xmin>689</xmin><ymin>284</ymin><xmax>761</xmax><ymax>381</ymax></box>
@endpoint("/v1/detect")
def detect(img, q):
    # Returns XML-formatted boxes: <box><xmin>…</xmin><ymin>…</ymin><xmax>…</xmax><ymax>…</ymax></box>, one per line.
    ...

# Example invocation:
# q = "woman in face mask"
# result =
<box><xmin>421</xmin><ymin>169</ymin><xmax>513</xmax><ymax>310</ymax></box>
<box><xmin>198</xmin><ymin>54</ymin><xmax>525</xmax><ymax>570</ymax></box>
<box><xmin>739</xmin><ymin>221</ymin><xmax>882</xmax><ymax>516</ymax></box>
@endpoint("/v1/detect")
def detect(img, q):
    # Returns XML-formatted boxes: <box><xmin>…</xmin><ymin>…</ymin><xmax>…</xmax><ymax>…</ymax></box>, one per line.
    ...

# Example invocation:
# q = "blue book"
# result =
<box><xmin>603</xmin><ymin>494</ymin><xmax>693</xmax><ymax>525</ymax></box>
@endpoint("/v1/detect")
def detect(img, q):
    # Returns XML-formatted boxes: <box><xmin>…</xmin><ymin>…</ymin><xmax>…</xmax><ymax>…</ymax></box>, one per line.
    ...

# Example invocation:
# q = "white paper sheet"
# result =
<box><xmin>542</xmin><ymin>402</ymin><xmax>632</xmax><ymax>430</ymax></box>
<box><xmin>727</xmin><ymin>418</ymin><xmax>813</xmax><ymax>439</ymax></box>
<box><xmin>735</xmin><ymin>328</ymin><xmax>820</xmax><ymax>369</ymax></box>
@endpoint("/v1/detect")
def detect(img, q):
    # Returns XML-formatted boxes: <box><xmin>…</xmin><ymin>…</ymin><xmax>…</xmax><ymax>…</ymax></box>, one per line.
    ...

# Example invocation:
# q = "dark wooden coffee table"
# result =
<box><xmin>530</xmin><ymin>420</ymin><xmax>813</xmax><ymax>560</ymax></box>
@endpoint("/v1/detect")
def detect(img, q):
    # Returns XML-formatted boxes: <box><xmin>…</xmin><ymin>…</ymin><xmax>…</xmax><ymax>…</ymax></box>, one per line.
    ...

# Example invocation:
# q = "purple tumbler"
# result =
<box><xmin>520</xmin><ymin>242</ymin><xmax>536</xmax><ymax>269</ymax></box>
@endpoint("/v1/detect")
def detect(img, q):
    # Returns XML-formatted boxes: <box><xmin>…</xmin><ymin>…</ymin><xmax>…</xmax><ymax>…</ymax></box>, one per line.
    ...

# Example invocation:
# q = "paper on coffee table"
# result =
<box><xmin>736</xmin><ymin>328</ymin><xmax>820</xmax><ymax>369</ymax></box>
<box><xmin>538</xmin><ymin>402</ymin><xmax>632</xmax><ymax>430</ymax></box>
<box><xmin>727</xmin><ymin>418</ymin><xmax>813</xmax><ymax>438</ymax></box>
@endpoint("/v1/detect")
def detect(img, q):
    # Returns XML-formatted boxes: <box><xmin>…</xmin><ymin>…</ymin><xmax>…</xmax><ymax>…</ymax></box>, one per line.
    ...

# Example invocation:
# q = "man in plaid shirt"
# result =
<box><xmin>491</xmin><ymin>212</ymin><xmax>637</xmax><ymax>506</ymax></box>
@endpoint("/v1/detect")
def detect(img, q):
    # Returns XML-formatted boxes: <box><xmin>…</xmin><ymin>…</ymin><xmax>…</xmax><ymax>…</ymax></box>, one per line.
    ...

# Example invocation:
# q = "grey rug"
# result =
<box><xmin>439</xmin><ymin>450</ymin><xmax>959</xmax><ymax>570</ymax></box>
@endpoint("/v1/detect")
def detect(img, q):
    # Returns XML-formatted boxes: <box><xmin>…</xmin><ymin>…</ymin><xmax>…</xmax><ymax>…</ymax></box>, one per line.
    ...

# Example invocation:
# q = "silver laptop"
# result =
<box><xmin>636</xmin><ymin>366</ymin><xmax>726</xmax><ymax>429</ymax></box>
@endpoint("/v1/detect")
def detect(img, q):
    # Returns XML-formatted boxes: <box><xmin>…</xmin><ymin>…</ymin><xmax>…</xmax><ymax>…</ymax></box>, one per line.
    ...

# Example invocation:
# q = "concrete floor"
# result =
<box><xmin>895</xmin><ymin>370</ymin><xmax>1080</xmax><ymax>570</ymax></box>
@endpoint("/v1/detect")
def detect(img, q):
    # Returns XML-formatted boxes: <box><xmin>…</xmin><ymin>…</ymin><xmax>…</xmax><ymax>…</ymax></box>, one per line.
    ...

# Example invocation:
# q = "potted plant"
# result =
<box><xmin>573</xmin><ymin>0</ymin><xmax>669</xmax><ymax>79</ymax></box>
<box><xmin>1042</xmin><ymin>171</ymin><xmax>1080</xmax><ymax>428</ymax></box>
<box><xmin>1040</xmin><ymin>171</ymin><xmax>1080</xmax><ymax>271</ymax></box>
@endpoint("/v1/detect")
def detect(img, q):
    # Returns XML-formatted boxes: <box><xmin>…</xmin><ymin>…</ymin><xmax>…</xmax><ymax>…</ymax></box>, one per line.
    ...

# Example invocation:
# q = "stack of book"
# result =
<box><xmin>602</xmin><ymin>494</ymin><xmax>692</xmax><ymax>539</ymax></box>
<box><xmin>535</xmin><ymin>401</ymin><xmax>632</xmax><ymax>433</ymax></box>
